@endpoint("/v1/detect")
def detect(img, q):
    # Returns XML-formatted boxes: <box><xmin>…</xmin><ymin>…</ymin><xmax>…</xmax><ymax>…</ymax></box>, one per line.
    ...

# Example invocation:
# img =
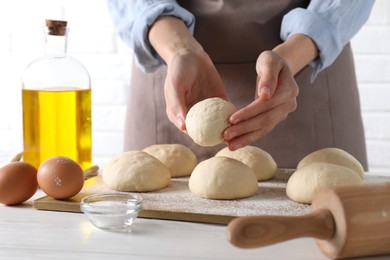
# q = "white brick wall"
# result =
<box><xmin>351</xmin><ymin>0</ymin><xmax>390</xmax><ymax>175</ymax></box>
<box><xmin>0</xmin><ymin>0</ymin><xmax>389</xmax><ymax>176</ymax></box>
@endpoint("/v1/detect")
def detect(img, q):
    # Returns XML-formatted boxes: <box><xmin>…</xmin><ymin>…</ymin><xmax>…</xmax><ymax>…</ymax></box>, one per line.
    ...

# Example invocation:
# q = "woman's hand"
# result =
<box><xmin>164</xmin><ymin>48</ymin><xmax>227</xmax><ymax>131</ymax></box>
<box><xmin>223</xmin><ymin>34</ymin><xmax>318</xmax><ymax>150</ymax></box>
<box><xmin>223</xmin><ymin>50</ymin><xmax>299</xmax><ymax>150</ymax></box>
<box><xmin>148</xmin><ymin>16</ymin><xmax>227</xmax><ymax>131</ymax></box>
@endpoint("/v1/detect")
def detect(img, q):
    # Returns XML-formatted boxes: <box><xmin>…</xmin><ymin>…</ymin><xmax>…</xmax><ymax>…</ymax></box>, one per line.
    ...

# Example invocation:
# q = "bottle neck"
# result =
<box><xmin>44</xmin><ymin>29</ymin><xmax>68</xmax><ymax>57</ymax></box>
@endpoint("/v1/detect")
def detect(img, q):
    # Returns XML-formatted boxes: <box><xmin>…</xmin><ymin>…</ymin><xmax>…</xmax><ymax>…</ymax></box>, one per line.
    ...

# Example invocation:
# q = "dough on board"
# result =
<box><xmin>102</xmin><ymin>151</ymin><xmax>171</xmax><ymax>192</ymax></box>
<box><xmin>189</xmin><ymin>156</ymin><xmax>258</xmax><ymax>200</ymax></box>
<box><xmin>215</xmin><ymin>146</ymin><xmax>277</xmax><ymax>181</ymax></box>
<box><xmin>143</xmin><ymin>144</ymin><xmax>197</xmax><ymax>177</ymax></box>
<box><xmin>185</xmin><ymin>97</ymin><xmax>237</xmax><ymax>146</ymax></box>
<box><xmin>286</xmin><ymin>162</ymin><xmax>362</xmax><ymax>204</ymax></box>
<box><xmin>297</xmin><ymin>147</ymin><xmax>364</xmax><ymax>179</ymax></box>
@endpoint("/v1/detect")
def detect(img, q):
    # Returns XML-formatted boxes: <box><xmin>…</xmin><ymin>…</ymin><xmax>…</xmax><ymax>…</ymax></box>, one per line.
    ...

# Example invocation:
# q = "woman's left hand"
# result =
<box><xmin>223</xmin><ymin>50</ymin><xmax>299</xmax><ymax>150</ymax></box>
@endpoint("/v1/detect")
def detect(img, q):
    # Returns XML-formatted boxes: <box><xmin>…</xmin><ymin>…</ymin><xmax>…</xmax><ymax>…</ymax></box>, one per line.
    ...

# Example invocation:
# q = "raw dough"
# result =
<box><xmin>143</xmin><ymin>144</ymin><xmax>197</xmax><ymax>177</ymax></box>
<box><xmin>189</xmin><ymin>156</ymin><xmax>258</xmax><ymax>199</ymax></box>
<box><xmin>297</xmin><ymin>147</ymin><xmax>364</xmax><ymax>179</ymax></box>
<box><xmin>102</xmin><ymin>151</ymin><xmax>171</xmax><ymax>192</ymax></box>
<box><xmin>286</xmin><ymin>162</ymin><xmax>362</xmax><ymax>204</ymax></box>
<box><xmin>185</xmin><ymin>97</ymin><xmax>237</xmax><ymax>146</ymax></box>
<box><xmin>215</xmin><ymin>146</ymin><xmax>277</xmax><ymax>181</ymax></box>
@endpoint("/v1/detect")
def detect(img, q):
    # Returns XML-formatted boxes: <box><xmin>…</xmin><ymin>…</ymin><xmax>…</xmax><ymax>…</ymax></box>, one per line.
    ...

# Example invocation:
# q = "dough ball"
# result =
<box><xmin>286</xmin><ymin>162</ymin><xmax>362</xmax><ymax>204</ymax></box>
<box><xmin>186</xmin><ymin>97</ymin><xmax>237</xmax><ymax>146</ymax></box>
<box><xmin>215</xmin><ymin>146</ymin><xmax>277</xmax><ymax>181</ymax></box>
<box><xmin>143</xmin><ymin>144</ymin><xmax>197</xmax><ymax>177</ymax></box>
<box><xmin>189</xmin><ymin>157</ymin><xmax>258</xmax><ymax>200</ymax></box>
<box><xmin>102</xmin><ymin>151</ymin><xmax>171</xmax><ymax>192</ymax></box>
<box><xmin>297</xmin><ymin>147</ymin><xmax>364</xmax><ymax>179</ymax></box>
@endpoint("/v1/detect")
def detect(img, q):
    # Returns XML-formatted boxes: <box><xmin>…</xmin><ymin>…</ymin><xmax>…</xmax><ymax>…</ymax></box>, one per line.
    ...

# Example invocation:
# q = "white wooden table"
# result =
<box><xmin>0</xmin><ymin>187</ymin><xmax>389</xmax><ymax>260</ymax></box>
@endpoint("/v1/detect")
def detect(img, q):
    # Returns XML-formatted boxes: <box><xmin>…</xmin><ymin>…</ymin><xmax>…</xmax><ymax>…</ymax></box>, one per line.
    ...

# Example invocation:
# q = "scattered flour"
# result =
<box><xmin>80</xmin><ymin>169</ymin><xmax>389</xmax><ymax>219</ymax></box>
<box><xmin>81</xmin><ymin>169</ymin><xmax>310</xmax><ymax>217</ymax></box>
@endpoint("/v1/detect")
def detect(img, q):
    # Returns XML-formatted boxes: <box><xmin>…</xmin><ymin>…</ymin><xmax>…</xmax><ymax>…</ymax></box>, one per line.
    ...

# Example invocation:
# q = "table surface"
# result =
<box><xmin>1</xmin><ymin>178</ymin><xmax>390</xmax><ymax>260</ymax></box>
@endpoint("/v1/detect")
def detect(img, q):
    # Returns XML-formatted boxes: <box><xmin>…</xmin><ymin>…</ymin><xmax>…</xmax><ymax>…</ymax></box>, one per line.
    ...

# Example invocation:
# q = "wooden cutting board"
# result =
<box><xmin>33</xmin><ymin>169</ymin><xmax>389</xmax><ymax>224</ymax></box>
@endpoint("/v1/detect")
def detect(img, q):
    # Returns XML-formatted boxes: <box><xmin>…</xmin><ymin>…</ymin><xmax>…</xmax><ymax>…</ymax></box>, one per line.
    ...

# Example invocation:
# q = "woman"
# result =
<box><xmin>106</xmin><ymin>0</ymin><xmax>374</xmax><ymax>169</ymax></box>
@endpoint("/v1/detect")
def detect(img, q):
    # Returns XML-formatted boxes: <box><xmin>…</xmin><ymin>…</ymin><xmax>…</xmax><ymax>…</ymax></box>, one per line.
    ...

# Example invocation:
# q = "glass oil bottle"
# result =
<box><xmin>22</xmin><ymin>20</ymin><xmax>92</xmax><ymax>169</ymax></box>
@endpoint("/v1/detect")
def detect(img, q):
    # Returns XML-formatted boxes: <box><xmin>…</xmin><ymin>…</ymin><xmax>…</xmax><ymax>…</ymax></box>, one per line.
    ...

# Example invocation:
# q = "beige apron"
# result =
<box><xmin>124</xmin><ymin>0</ymin><xmax>368</xmax><ymax>170</ymax></box>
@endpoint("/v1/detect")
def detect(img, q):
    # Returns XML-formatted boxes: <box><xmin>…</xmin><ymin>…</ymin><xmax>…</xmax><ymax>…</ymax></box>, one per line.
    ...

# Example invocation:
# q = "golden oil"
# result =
<box><xmin>22</xmin><ymin>88</ymin><xmax>91</xmax><ymax>169</ymax></box>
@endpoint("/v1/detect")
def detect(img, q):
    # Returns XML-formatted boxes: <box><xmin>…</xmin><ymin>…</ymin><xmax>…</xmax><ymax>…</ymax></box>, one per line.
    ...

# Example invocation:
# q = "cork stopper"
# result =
<box><xmin>45</xmin><ymin>19</ymin><xmax>67</xmax><ymax>36</ymax></box>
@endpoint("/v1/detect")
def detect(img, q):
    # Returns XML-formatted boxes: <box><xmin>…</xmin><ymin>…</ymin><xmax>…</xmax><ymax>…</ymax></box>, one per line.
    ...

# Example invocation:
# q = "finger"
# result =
<box><xmin>257</xmin><ymin>72</ymin><xmax>276</xmax><ymax>101</ymax></box>
<box><xmin>226</xmin><ymin>115</ymin><xmax>282</xmax><ymax>150</ymax></box>
<box><xmin>227</xmin><ymin>128</ymin><xmax>270</xmax><ymax>151</ymax></box>
<box><xmin>164</xmin><ymin>79</ymin><xmax>188</xmax><ymax>131</ymax></box>
<box><xmin>225</xmin><ymin>107</ymin><xmax>280</xmax><ymax>141</ymax></box>
<box><xmin>229</xmin><ymin>98</ymin><xmax>270</xmax><ymax>124</ymax></box>
<box><xmin>256</xmin><ymin>53</ymin><xmax>282</xmax><ymax>101</ymax></box>
<box><xmin>224</xmin><ymin>101</ymin><xmax>293</xmax><ymax>143</ymax></box>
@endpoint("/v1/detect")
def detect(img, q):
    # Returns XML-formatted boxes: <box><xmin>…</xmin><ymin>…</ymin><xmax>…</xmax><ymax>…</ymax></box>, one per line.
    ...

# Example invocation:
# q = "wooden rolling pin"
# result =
<box><xmin>227</xmin><ymin>182</ymin><xmax>390</xmax><ymax>259</ymax></box>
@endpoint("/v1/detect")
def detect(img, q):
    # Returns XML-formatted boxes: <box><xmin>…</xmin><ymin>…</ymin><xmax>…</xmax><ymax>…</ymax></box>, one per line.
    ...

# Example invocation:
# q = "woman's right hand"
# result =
<box><xmin>163</xmin><ymin>47</ymin><xmax>227</xmax><ymax>131</ymax></box>
<box><xmin>149</xmin><ymin>16</ymin><xmax>227</xmax><ymax>131</ymax></box>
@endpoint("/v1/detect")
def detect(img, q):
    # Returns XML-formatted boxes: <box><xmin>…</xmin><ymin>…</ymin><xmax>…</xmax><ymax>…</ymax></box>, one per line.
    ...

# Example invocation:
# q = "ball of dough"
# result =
<box><xmin>297</xmin><ymin>147</ymin><xmax>364</xmax><ymax>179</ymax></box>
<box><xmin>286</xmin><ymin>162</ymin><xmax>362</xmax><ymax>204</ymax></box>
<box><xmin>215</xmin><ymin>146</ymin><xmax>277</xmax><ymax>181</ymax></box>
<box><xmin>102</xmin><ymin>151</ymin><xmax>171</xmax><ymax>192</ymax></box>
<box><xmin>189</xmin><ymin>157</ymin><xmax>258</xmax><ymax>200</ymax></box>
<box><xmin>143</xmin><ymin>144</ymin><xmax>197</xmax><ymax>177</ymax></box>
<box><xmin>186</xmin><ymin>97</ymin><xmax>237</xmax><ymax>146</ymax></box>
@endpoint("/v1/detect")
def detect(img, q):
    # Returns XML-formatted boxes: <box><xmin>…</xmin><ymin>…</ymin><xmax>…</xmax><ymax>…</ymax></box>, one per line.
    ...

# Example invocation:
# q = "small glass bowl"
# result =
<box><xmin>80</xmin><ymin>193</ymin><xmax>143</xmax><ymax>232</ymax></box>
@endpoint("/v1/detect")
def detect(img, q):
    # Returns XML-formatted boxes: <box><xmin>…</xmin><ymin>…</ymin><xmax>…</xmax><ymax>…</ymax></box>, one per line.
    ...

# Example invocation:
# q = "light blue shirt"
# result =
<box><xmin>106</xmin><ymin>0</ymin><xmax>375</xmax><ymax>80</ymax></box>
<box><xmin>281</xmin><ymin>0</ymin><xmax>375</xmax><ymax>80</ymax></box>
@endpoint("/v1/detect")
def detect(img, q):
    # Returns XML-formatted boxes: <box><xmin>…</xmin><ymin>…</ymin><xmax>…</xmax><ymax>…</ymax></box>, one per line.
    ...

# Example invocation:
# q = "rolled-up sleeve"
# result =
<box><xmin>106</xmin><ymin>0</ymin><xmax>195</xmax><ymax>72</ymax></box>
<box><xmin>280</xmin><ymin>0</ymin><xmax>375</xmax><ymax>81</ymax></box>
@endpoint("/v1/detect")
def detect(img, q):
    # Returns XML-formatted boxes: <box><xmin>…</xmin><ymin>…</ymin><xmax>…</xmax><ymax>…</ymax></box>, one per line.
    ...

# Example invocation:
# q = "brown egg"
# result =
<box><xmin>0</xmin><ymin>162</ymin><xmax>38</xmax><ymax>205</ymax></box>
<box><xmin>37</xmin><ymin>156</ymin><xmax>84</xmax><ymax>199</ymax></box>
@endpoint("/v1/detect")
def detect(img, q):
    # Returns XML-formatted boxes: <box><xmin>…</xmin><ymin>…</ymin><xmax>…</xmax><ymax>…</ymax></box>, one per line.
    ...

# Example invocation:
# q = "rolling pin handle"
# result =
<box><xmin>227</xmin><ymin>209</ymin><xmax>335</xmax><ymax>249</ymax></box>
